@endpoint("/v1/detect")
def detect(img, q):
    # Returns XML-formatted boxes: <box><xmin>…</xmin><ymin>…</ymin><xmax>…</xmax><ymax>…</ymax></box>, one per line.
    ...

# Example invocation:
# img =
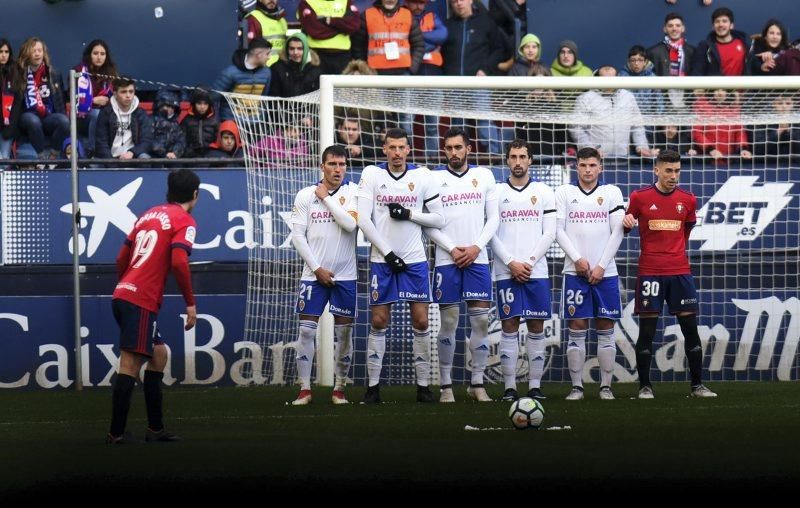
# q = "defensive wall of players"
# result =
<box><xmin>0</xmin><ymin>162</ymin><xmax>797</xmax><ymax>387</ymax></box>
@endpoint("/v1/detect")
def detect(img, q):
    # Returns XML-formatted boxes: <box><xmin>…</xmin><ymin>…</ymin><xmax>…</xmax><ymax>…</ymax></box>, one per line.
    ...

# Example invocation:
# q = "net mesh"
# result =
<box><xmin>224</xmin><ymin>77</ymin><xmax>800</xmax><ymax>387</ymax></box>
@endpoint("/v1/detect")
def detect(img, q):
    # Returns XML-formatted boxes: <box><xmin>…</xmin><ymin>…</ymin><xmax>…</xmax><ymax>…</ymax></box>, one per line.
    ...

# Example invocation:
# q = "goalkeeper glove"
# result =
<box><xmin>384</xmin><ymin>251</ymin><xmax>407</xmax><ymax>273</ymax></box>
<box><xmin>387</xmin><ymin>202</ymin><xmax>411</xmax><ymax>221</ymax></box>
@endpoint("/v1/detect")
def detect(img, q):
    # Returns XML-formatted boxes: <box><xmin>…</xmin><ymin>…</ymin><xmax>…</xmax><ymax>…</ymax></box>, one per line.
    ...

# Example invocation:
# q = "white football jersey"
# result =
<box><xmin>555</xmin><ymin>183</ymin><xmax>625</xmax><ymax>277</ymax></box>
<box><xmin>358</xmin><ymin>163</ymin><xmax>440</xmax><ymax>263</ymax></box>
<box><xmin>492</xmin><ymin>179</ymin><xmax>556</xmax><ymax>281</ymax></box>
<box><xmin>291</xmin><ymin>181</ymin><xmax>358</xmax><ymax>281</ymax></box>
<box><xmin>432</xmin><ymin>165</ymin><xmax>498</xmax><ymax>266</ymax></box>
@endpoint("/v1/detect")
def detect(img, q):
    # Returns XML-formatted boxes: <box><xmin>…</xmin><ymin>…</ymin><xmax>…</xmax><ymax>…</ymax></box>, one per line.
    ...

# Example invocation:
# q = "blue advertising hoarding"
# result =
<box><xmin>1</xmin><ymin>162</ymin><xmax>796</xmax><ymax>264</ymax></box>
<box><xmin>0</xmin><ymin>288</ymin><xmax>797</xmax><ymax>389</ymax></box>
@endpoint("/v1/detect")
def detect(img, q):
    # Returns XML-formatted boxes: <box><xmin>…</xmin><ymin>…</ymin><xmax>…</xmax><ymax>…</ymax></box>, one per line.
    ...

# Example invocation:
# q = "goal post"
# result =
<box><xmin>222</xmin><ymin>73</ymin><xmax>800</xmax><ymax>389</ymax></box>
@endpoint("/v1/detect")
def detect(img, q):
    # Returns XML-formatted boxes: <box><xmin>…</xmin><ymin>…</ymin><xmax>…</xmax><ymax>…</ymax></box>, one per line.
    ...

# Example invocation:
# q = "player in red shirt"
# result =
<box><xmin>107</xmin><ymin>169</ymin><xmax>200</xmax><ymax>444</ymax></box>
<box><xmin>623</xmin><ymin>150</ymin><xmax>717</xmax><ymax>399</ymax></box>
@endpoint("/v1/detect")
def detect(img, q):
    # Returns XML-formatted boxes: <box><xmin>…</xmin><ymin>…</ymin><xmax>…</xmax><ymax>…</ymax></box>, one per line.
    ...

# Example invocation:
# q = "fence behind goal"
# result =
<box><xmin>221</xmin><ymin>75</ymin><xmax>800</xmax><ymax>388</ymax></box>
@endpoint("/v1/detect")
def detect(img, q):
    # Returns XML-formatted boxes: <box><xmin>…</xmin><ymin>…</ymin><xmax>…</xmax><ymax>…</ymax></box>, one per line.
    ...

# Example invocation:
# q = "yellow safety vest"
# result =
<box><xmin>247</xmin><ymin>10</ymin><xmax>288</xmax><ymax>66</ymax></box>
<box><xmin>303</xmin><ymin>0</ymin><xmax>352</xmax><ymax>51</ymax></box>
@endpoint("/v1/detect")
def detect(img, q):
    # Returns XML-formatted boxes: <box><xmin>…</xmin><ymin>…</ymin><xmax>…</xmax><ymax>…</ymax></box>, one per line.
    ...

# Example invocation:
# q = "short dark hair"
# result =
<box><xmin>322</xmin><ymin>144</ymin><xmax>348</xmax><ymax>164</ymax></box>
<box><xmin>337</xmin><ymin>117</ymin><xmax>360</xmax><ymax>128</ymax></box>
<box><xmin>656</xmin><ymin>149</ymin><xmax>681</xmax><ymax>165</ymax></box>
<box><xmin>628</xmin><ymin>45</ymin><xmax>647</xmax><ymax>59</ymax></box>
<box><xmin>112</xmin><ymin>76</ymin><xmax>135</xmax><ymax>90</ymax></box>
<box><xmin>664</xmin><ymin>12</ymin><xmax>683</xmax><ymax>25</ymax></box>
<box><xmin>383</xmin><ymin>127</ymin><xmax>408</xmax><ymax>143</ymax></box>
<box><xmin>167</xmin><ymin>169</ymin><xmax>200</xmax><ymax>204</ymax></box>
<box><xmin>711</xmin><ymin>7</ymin><xmax>734</xmax><ymax>24</ymax></box>
<box><xmin>443</xmin><ymin>126</ymin><xmax>470</xmax><ymax>146</ymax></box>
<box><xmin>506</xmin><ymin>139</ymin><xmax>530</xmax><ymax>159</ymax></box>
<box><xmin>576</xmin><ymin>147</ymin><xmax>602</xmax><ymax>162</ymax></box>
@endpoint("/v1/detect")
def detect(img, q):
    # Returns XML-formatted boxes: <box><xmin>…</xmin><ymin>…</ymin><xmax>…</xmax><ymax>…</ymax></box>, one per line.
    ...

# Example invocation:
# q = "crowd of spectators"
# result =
<box><xmin>1</xmin><ymin>1</ymin><xmax>799</xmax><ymax>165</ymax></box>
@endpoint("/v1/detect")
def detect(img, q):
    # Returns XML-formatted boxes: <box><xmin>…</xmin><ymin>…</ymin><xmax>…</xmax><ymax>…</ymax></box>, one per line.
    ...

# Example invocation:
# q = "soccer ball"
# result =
<box><xmin>508</xmin><ymin>397</ymin><xmax>545</xmax><ymax>430</ymax></box>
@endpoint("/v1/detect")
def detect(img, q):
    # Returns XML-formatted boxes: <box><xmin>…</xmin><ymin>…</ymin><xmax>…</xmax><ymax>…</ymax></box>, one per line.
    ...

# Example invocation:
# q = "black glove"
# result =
<box><xmin>387</xmin><ymin>202</ymin><xmax>411</xmax><ymax>221</ymax></box>
<box><xmin>384</xmin><ymin>251</ymin><xmax>407</xmax><ymax>273</ymax></box>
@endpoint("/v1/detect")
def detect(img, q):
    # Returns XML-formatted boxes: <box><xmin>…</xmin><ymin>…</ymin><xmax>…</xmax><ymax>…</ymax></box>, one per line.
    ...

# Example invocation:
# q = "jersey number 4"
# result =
<box><xmin>131</xmin><ymin>230</ymin><xmax>159</xmax><ymax>269</ymax></box>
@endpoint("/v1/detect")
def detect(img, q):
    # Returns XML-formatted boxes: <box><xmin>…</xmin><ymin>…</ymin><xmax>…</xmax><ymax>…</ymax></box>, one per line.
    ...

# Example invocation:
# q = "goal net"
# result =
<box><xmin>222</xmin><ymin>74</ymin><xmax>800</xmax><ymax>388</ymax></box>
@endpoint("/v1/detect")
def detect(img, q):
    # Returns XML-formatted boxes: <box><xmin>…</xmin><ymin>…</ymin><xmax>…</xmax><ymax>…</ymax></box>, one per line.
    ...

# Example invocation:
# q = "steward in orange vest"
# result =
<box><xmin>405</xmin><ymin>0</ymin><xmax>446</xmax><ymax>74</ymax></box>
<box><xmin>353</xmin><ymin>0</ymin><xmax>424</xmax><ymax>75</ymax></box>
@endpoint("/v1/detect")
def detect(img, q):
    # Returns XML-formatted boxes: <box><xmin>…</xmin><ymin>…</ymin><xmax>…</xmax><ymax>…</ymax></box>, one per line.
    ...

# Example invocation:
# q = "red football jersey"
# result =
<box><xmin>626</xmin><ymin>185</ymin><xmax>696</xmax><ymax>276</ymax></box>
<box><xmin>113</xmin><ymin>203</ymin><xmax>197</xmax><ymax>312</ymax></box>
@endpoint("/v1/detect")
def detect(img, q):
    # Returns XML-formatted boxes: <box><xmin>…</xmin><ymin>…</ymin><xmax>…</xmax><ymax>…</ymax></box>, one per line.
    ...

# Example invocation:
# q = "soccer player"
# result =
<box><xmin>555</xmin><ymin>147</ymin><xmax>624</xmax><ymax>401</ymax></box>
<box><xmin>492</xmin><ymin>139</ymin><xmax>556</xmax><ymax>401</ymax></box>
<box><xmin>357</xmin><ymin>128</ymin><xmax>445</xmax><ymax>403</ymax></box>
<box><xmin>290</xmin><ymin>145</ymin><xmax>358</xmax><ymax>406</ymax></box>
<box><xmin>623</xmin><ymin>149</ymin><xmax>717</xmax><ymax>399</ymax></box>
<box><xmin>424</xmin><ymin>127</ymin><xmax>499</xmax><ymax>403</ymax></box>
<box><xmin>107</xmin><ymin>169</ymin><xmax>200</xmax><ymax>444</ymax></box>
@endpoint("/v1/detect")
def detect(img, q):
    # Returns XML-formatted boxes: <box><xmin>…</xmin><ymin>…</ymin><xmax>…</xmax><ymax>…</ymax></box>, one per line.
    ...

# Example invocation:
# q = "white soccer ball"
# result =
<box><xmin>508</xmin><ymin>397</ymin><xmax>545</xmax><ymax>430</ymax></box>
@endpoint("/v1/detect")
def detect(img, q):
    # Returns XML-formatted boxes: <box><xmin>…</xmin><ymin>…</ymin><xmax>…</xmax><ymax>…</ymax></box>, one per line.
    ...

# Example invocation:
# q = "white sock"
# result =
<box><xmin>334</xmin><ymin>324</ymin><xmax>353</xmax><ymax>391</ymax></box>
<box><xmin>296</xmin><ymin>320</ymin><xmax>317</xmax><ymax>390</ymax></box>
<box><xmin>566</xmin><ymin>328</ymin><xmax>587</xmax><ymax>388</ymax></box>
<box><xmin>367</xmin><ymin>327</ymin><xmax>386</xmax><ymax>387</ymax></box>
<box><xmin>597</xmin><ymin>328</ymin><xmax>617</xmax><ymax>388</ymax></box>
<box><xmin>412</xmin><ymin>327</ymin><xmax>431</xmax><ymax>386</ymax></box>
<box><xmin>526</xmin><ymin>332</ymin><xmax>546</xmax><ymax>389</ymax></box>
<box><xmin>436</xmin><ymin>305</ymin><xmax>459</xmax><ymax>386</ymax></box>
<box><xmin>499</xmin><ymin>331</ymin><xmax>519</xmax><ymax>390</ymax></box>
<box><xmin>468</xmin><ymin>307</ymin><xmax>490</xmax><ymax>385</ymax></box>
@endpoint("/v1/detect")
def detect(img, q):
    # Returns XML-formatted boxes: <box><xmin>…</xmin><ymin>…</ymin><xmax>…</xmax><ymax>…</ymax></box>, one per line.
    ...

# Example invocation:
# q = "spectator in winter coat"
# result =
<box><xmin>569</xmin><ymin>66</ymin><xmax>654</xmax><ymax>158</ymax></box>
<box><xmin>752</xmin><ymin>94</ymin><xmax>800</xmax><ymax>159</ymax></box>
<box><xmin>692</xmin><ymin>89</ymin><xmax>752</xmax><ymax>161</ymax></box>
<box><xmin>212</xmin><ymin>39</ymin><xmax>272</xmax><ymax>120</ymax></box>
<box><xmin>13</xmin><ymin>37</ymin><xmax>69</xmax><ymax>158</ymax></box>
<box><xmin>269</xmin><ymin>33</ymin><xmax>321</xmax><ymax>98</ymax></box>
<box><xmin>442</xmin><ymin>0</ymin><xmax>511</xmax><ymax>154</ymax></box>
<box><xmin>749</xmin><ymin>19</ymin><xmax>790</xmax><ymax>76</ymax></box>
<box><xmin>619</xmin><ymin>45</ymin><xmax>664</xmax><ymax>115</ymax></box>
<box><xmin>150</xmin><ymin>88</ymin><xmax>186</xmax><ymax>159</ymax></box>
<box><xmin>514</xmin><ymin>64</ymin><xmax>569</xmax><ymax>158</ymax></box>
<box><xmin>550</xmin><ymin>40</ymin><xmax>592</xmax><ymax>77</ymax></box>
<box><xmin>691</xmin><ymin>7</ymin><xmax>749</xmax><ymax>76</ymax></box>
<box><xmin>181</xmin><ymin>88</ymin><xmax>219</xmax><ymax>158</ymax></box>
<box><xmin>335</xmin><ymin>116</ymin><xmax>378</xmax><ymax>166</ymax></box>
<box><xmin>647</xmin><ymin>12</ymin><xmax>695</xmax><ymax>77</ymax></box>
<box><xmin>489</xmin><ymin>0</ymin><xmax>527</xmax><ymax>42</ymax></box>
<box><xmin>94</xmin><ymin>77</ymin><xmax>152</xmax><ymax>159</ymax></box>
<box><xmin>651</xmin><ymin>125</ymin><xmax>697</xmax><ymax>156</ymax></box>
<box><xmin>56</xmin><ymin>136</ymin><xmax>88</xmax><ymax>168</ymax></box>
<box><xmin>0</xmin><ymin>39</ymin><xmax>19</xmax><ymax>160</ymax></box>
<box><xmin>442</xmin><ymin>0</ymin><xmax>506</xmax><ymax>77</ymax></box>
<box><xmin>407</xmin><ymin>0</ymin><xmax>447</xmax><ymax>156</ymax></box>
<box><xmin>74</xmin><ymin>40</ymin><xmax>118</xmax><ymax>155</ymax></box>
<box><xmin>646</xmin><ymin>12</ymin><xmax>695</xmax><ymax>112</ymax></box>
<box><xmin>508</xmin><ymin>33</ymin><xmax>542</xmax><ymax>77</ymax></box>
<box><xmin>206</xmin><ymin>120</ymin><xmax>244</xmax><ymax>166</ymax></box>
<box><xmin>771</xmin><ymin>41</ymin><xmax>800</xmax><ymax>76</ymax></box>
<box><xmin>252</xmin><ymin>123</ymin><xmax>311</xmax><ymax>166</ymax></box>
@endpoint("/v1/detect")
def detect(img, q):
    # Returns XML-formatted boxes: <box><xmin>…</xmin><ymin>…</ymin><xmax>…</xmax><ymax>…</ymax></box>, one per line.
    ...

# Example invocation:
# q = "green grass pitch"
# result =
<box><xmin>2</xmin><ymin>383</ymin><xmax>798</xmax><ymax>498</ymax></box>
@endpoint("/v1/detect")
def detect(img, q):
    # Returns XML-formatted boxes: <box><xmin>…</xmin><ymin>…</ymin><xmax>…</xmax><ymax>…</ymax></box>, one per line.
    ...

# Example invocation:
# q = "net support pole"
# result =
<box><xmin>69</xmin><ymin>70</ymin><xmax>83</xmax><ymax>391</ymax></box>
<box><xmin>316</xmin><ymin>76</ymin><xmax>336</xmax><ymax>387</ymax></box>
